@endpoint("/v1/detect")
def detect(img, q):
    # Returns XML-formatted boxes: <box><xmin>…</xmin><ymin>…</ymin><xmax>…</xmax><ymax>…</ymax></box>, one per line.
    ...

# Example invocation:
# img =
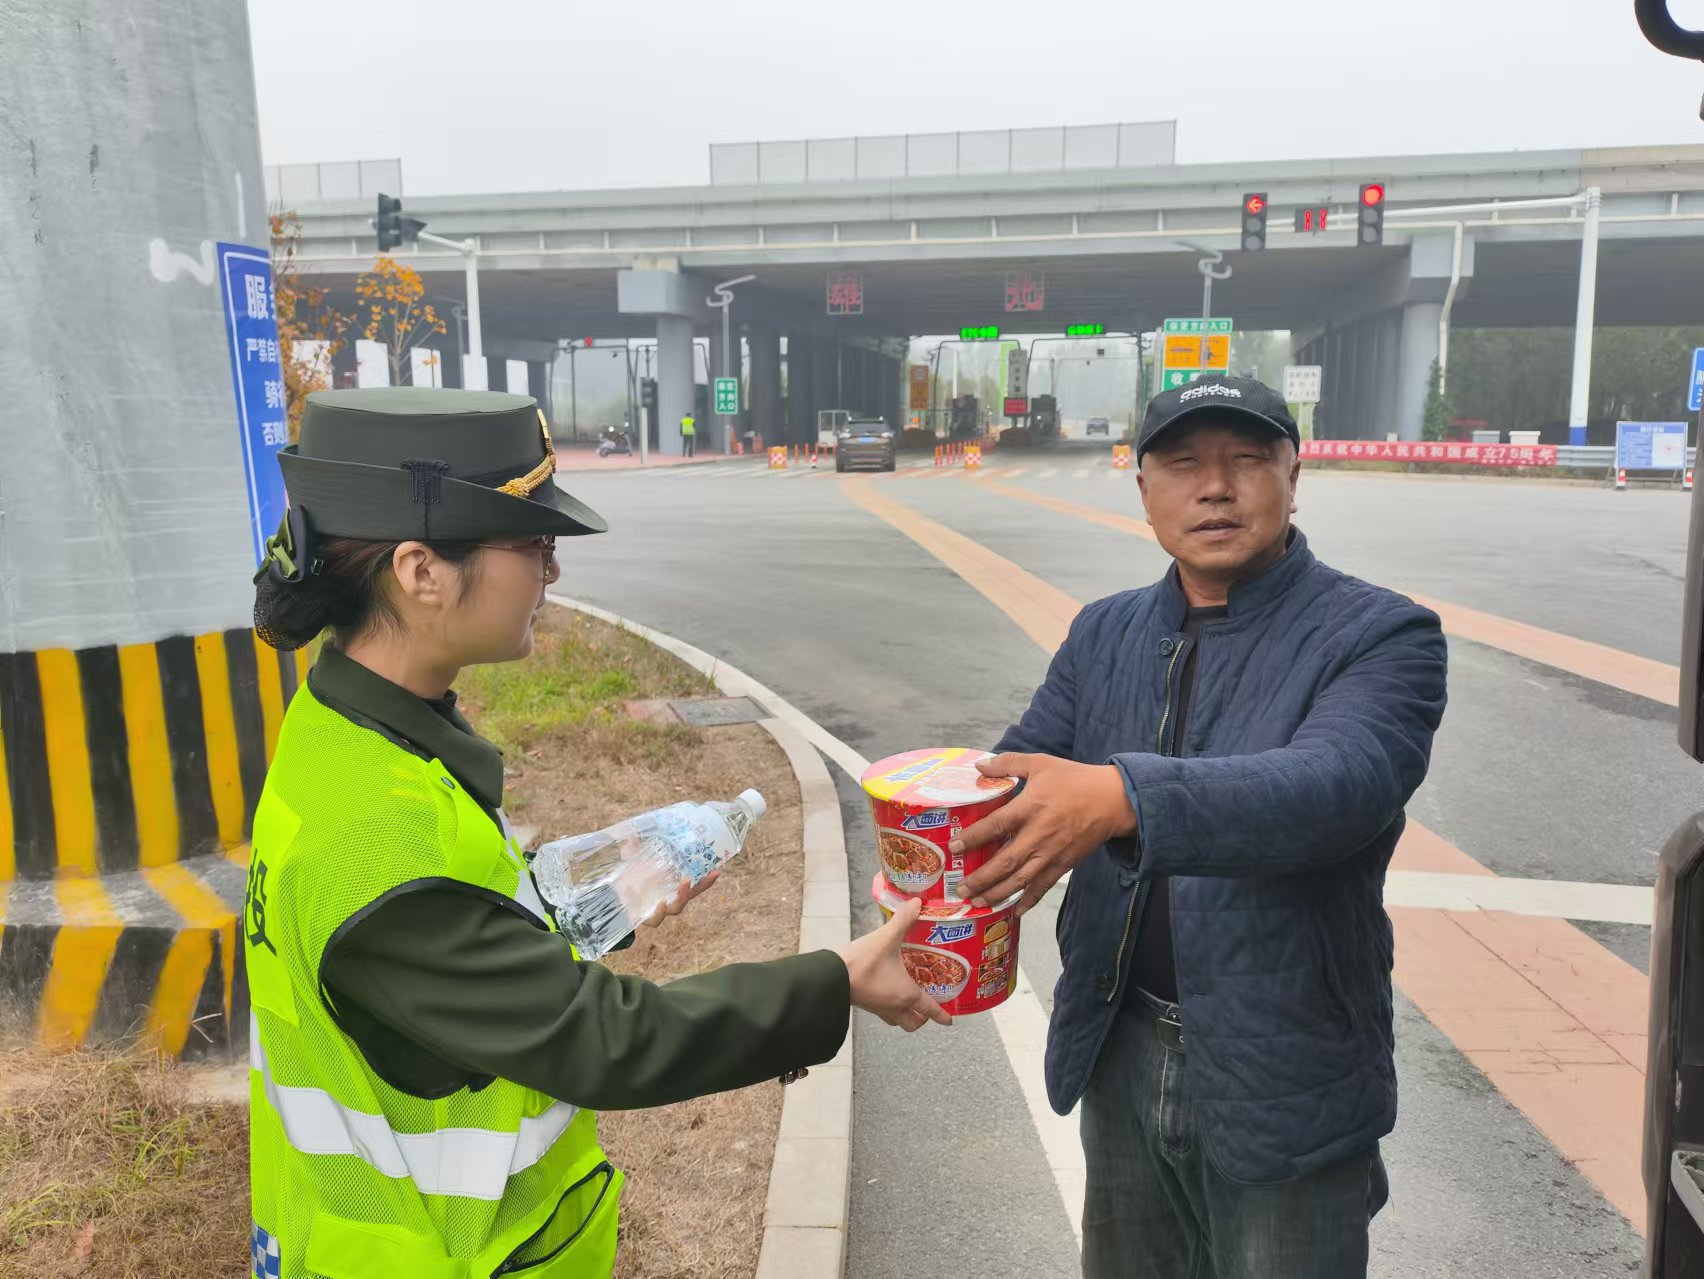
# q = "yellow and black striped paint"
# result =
<box><xmin>0</xmin><ymin>627</ymin><xmax>306</xmax><ymax>1054</ymax></box>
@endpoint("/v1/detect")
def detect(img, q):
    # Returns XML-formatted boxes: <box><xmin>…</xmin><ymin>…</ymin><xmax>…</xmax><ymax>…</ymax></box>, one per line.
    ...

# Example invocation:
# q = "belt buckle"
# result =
<box><xmin>1155</xmin><ymin>1013</ymin><xmax>1186</xmax><ymax>1054</ymax></box>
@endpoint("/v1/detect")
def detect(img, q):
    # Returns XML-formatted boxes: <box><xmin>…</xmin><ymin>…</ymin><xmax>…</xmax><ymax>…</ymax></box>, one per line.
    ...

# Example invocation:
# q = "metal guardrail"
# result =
<box><xmin>1555</xmin><ymin>445</ymin><xmax>1698</xmax><ymax>468</ymax></box>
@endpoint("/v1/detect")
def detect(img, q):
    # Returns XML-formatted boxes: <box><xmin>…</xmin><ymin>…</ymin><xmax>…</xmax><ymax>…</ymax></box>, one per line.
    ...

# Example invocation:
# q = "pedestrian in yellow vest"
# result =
<box><xmin>680</xmin><ymin>413</ymin><xmax>696</xmax><ymax>458</ymax></box>
<box><xmin>246</xmin><ymin>388</ymin><xmax>945</xmax><ymax>1279</ymax></box>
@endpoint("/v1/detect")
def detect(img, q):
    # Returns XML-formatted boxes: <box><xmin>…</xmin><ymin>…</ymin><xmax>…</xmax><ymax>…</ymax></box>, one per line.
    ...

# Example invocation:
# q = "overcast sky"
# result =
<box><xmin>249</xmin><ymin>0</ymin><xmax>1704</xmax><ymax>195</ymax></box>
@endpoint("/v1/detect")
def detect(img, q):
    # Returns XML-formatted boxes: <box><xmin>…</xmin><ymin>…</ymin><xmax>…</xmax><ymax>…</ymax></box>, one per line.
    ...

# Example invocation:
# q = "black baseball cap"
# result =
<box><xmin>1137</xmin><ymin>375</ymin><xmax>1301</xmax><ymax>461</ymax></box>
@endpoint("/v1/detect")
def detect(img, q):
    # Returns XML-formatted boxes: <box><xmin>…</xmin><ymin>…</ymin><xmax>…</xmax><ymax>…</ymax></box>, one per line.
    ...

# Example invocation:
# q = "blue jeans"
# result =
<box><xmin>1080</xmin><ymin>992</ymin><xmax>1389</xmax><ymax>1279</ymax></box>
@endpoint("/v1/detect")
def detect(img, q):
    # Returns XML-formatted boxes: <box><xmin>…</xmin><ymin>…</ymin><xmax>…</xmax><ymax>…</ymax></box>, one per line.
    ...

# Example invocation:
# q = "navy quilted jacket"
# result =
<box><xmin>995</xmin><ymin>530</ymin><xmax>1447</xmax><ymax>1184</ymax></box>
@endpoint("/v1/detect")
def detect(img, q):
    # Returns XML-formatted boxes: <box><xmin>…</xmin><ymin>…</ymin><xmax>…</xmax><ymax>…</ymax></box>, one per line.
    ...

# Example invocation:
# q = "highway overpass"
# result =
<box><xmin>278</xmin><ymin>142</ymin><xmax>1704</xmax><ymax>450</ymax></box>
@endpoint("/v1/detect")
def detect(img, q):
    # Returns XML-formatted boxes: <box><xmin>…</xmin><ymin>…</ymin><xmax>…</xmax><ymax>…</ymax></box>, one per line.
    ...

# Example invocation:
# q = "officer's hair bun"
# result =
<box><xmin>254</xmin><ymin>561</ymin><xmax>362</xmax><ymax>652</ymax></box>
<box><xmin>253</xmin><ymin>537</ymin><xmax>482</xmax><ymax>652</ymax></box>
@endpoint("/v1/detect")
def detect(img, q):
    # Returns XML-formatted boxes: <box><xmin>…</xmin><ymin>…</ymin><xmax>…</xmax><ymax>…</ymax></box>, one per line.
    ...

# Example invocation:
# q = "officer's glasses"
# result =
<box><xmin>478</xmin><ymin>536</ymin><xmax>559</xmax><ymax>580</ymax></box>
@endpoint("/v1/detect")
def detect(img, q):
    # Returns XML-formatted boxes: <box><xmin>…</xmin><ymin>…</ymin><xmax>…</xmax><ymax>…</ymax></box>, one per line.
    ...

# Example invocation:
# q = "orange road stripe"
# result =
<box><xmin>253</xmin><ymin>631</ymin><xmax>286</xmax><ymax>764</ymax></box>
<box><xmin>844</xmin><ymin>480</ymin><xmax>1076</xmax><ymax>653</ymax></box>
<box><xmin>226</xmin><ymin>841</ymin><xmax>251</xmax><ymax>870</ymax></box>
<box><xmin>193</xmin><ymin>634</ymin><xmax>245</xmax><ymax>851</ymax></box>
<box><xmin>1405</xmin><ymin>593</ymin><xmax>1678</xmax><ymax>706</ymax></box>
<box><xmin>118</xmin><ymin>643</ymin><xmax>181</xmax><ymax>869</ymax></box>
<box><xmin>35</xmin><ymin>649</ymin><xmax>98</xmax><ymax>876</ymax></box>
<box><xmin>981</xmin><ymin>479</ymin><xmax>1680</xmax><ymax>706</ymax></box>
<box><xmin>858</xmin><ymin>480</ymin><xmax>1651</xmax><ymax>1229</ymax></box>
<box><xmin>39</xmin><ymin>879</ymin><xmax>123</xmax><ymax>1049</ymax></box>
<box><xmin>1390</xmin><ymin>907</ymin><xmax>1645</xmax><ymax>1223</ymax></box>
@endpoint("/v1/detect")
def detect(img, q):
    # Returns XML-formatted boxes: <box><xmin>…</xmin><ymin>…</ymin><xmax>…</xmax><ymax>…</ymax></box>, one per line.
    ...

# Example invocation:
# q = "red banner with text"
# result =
<box><xmin>1302</xmin><ymin>440</ymin><xmax>1557</xmax><ymax>468</ymax></box>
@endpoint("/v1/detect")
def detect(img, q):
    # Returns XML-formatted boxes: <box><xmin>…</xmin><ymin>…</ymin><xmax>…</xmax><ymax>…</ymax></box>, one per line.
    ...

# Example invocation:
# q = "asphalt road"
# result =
<box><xmin>550</xmin><ymin>446</ymin><xmax>1670</xmax><ymax>1277</ymax></box>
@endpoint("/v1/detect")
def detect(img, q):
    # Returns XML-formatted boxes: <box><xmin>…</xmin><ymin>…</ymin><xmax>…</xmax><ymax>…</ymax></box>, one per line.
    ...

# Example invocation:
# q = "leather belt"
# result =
<box><xmin>1131</xmin><ymin>985</ymin><xmax>1185</xmax><ymax>1054</ymax></box>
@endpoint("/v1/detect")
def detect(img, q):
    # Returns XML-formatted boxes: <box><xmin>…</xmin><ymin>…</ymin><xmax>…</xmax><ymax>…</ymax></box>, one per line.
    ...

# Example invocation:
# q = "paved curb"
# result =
<box><xmin>546</xmin><ymin>597</ymin><xmax>854</xmax><ymax>1279</ymax></box>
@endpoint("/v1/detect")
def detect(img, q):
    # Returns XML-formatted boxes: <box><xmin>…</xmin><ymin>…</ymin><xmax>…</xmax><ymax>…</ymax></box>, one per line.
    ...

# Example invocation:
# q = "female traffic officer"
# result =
<box><xmin>244</xmin><ymin>387</ymin><xmax>944</xmax><ymax>1279</ymax></box>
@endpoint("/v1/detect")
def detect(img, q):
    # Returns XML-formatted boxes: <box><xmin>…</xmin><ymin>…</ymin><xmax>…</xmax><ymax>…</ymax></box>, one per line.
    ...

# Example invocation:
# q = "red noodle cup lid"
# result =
<box><xmin>860</xmin><ymin>748</ymin><xmax>1017</xmax><ymax>808</ymax></box>
<box><xmin>870</xmin><ymin>873</ymin><xmax>1021</xmax><ymax>919</ymax></box>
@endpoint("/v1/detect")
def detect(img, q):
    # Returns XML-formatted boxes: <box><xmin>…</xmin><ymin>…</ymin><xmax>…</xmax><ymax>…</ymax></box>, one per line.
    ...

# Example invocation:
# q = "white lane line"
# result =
<box><xmin>1038</xmin><ymin>468</ymin><xmax>1060</xmax><ymax>480</ymax></box>
<box><xmin>551</xmin><ymin>593</ymin><xmax>1085</xmax><ymax>1243</ymax></box>
<box><xmin>1005</xmin><ymin>467</ymin><xmax>1030</xmax><ymax>479</ymax></box>
<box><xmin>1384</xmin><ymin>871</ymin><xmax>1652</xmax><ymax>925</ymax></box>
<box><xmin>1072</xmin><ymin>468</ymin><xmax>1092</xmax><ymax>480</ymax></box>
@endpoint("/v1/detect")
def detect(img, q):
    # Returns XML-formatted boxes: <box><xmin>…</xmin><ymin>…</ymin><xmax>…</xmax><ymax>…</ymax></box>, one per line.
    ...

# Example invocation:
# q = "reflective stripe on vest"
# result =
<box><xmin>252</xmin><ymin>1012</ymin><xmax>579</xmax><ymax>1201</ymax></box>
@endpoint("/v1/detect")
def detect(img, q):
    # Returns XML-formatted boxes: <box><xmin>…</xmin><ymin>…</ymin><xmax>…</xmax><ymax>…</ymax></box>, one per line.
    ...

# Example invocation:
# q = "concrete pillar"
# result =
<box><xmin>1374</xmin><ymin>310</ymin><xmax>1403</xmax><ymax>441</ymax></box>
<box><xmin>656</xmin><ymin>315</ymin><xmax>694</xmax><ymax>457</ymax></box>
<box><xmin>1395</xmin><ymin>302</ymin><xmax>1442</xmax><ymax>442</ymax></box>
<box><xmin>751</xmin><ymin>329</ymin><xmax>783</xmax><ymax>449</ymax></box>
<box><xmin>787</xmin><ymin>333</ymin><xmax>815</xmax><ymax>445</ymax></box>
<box><xmin>0</xmin><ymin>0</ymin><xmax>272</xmax><ymax>1058</ymax></box>
<box><xmin>528</xmin><ymin>359</ymin><xmax>552</xmax><ymax>427</ymax></box>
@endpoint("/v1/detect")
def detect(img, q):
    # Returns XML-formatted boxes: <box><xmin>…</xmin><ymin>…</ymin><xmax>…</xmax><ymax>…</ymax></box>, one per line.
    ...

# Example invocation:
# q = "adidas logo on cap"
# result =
<box><xmin>1178</xmin><ymin>383</ymin><xmax>1243</xmax><ymax>403</ymax></box>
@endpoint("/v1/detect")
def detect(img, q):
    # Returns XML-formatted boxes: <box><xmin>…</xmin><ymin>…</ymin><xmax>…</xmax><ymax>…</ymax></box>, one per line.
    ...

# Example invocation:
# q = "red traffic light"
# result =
<box><xmin>1244</xmin><ymin>193</ymin><xmax>1267</xmax><ymax>216</ymax></box>
<box><xmin>582</xmin><ymin>336</ymin><xmax>594</xmax><ymax>347</ymax></box>
<box><xmin>1361</xmin><ymin>183</ymin><xmax>1386</xmax><ymax>207</ymax></box>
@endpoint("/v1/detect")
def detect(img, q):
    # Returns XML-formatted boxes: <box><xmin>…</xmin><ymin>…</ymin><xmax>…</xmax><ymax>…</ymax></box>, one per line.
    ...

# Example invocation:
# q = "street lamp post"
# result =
<box><xmin>414</xmin><ymin>229</ymin><xmax>484</xmax><ymax>388</ymax></box>
<box><xmin>1174</xmin><ymin>239</ymin><xmax>1233</xmax><ymax>319</ymax></box>
<box><xmin>706</xmin><ymin>274</ymin><xmax>757</xmax><ymax>454</ymax></box>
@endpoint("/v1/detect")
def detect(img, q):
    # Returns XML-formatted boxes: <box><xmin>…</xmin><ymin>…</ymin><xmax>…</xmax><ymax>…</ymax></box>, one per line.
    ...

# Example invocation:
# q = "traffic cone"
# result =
<box><xmin>1615</xmin><ymin>468</ymin><xmax>1627</xmax><ymax>491</ymax></box>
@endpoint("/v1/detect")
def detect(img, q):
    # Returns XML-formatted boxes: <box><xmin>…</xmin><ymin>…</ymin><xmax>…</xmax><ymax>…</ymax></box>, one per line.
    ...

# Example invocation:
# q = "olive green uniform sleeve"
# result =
<box><xmin>320</xmin><ymin>885</ymin><xmax>850</xmax><ymax>1110</ymax></box>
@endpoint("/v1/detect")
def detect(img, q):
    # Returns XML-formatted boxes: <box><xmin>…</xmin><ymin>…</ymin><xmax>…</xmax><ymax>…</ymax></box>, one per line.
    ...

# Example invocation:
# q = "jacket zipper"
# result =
<box><xmin>1106</xmin><ymin>636</ymin><xmax>1188</xmax><ymax>1005</ymax></box>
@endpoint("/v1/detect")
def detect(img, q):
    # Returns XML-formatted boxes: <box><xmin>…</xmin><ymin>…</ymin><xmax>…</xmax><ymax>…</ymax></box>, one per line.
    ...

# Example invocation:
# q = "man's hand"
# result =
<box><xmin>952</xmin><ymin>754</ymin><xmax>1137</xmax><ymax>915</ymax></box>
<box><xmin>642</xmin><ymin>870</ymin><xmax>721</xmax><ymax>928</ymax></box>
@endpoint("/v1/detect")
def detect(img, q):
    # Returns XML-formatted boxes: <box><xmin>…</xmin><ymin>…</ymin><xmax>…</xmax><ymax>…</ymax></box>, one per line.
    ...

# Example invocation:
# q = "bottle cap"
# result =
<box><xmin>737</xmin><ymin>788</ymin><xmax>767</xmax><ymax>819</ymax></box>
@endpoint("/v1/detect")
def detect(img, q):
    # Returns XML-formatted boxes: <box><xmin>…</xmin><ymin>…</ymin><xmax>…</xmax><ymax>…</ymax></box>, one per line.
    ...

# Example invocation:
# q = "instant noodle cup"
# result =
<box><xmin>872</xmin><ymin>874</ymin><xmax>1022</xmax><ymax>1016</ymax></box>
<box><xmin>861</xmin><ymin>748</ymin><xmax>1017</xmax><ymax>901</ymax></box>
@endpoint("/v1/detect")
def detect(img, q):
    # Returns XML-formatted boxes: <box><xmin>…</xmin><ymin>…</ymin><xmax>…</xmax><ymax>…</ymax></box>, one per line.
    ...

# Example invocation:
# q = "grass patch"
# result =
<box><xmin>0</xmin><ymin>1052</ymin><xmax>248</xmax><ymax>1278</ymax></box>
<box><xmin>457</xmin><ymin>608</ymin><xmax>712</xmax><ymax>756</ymax></box>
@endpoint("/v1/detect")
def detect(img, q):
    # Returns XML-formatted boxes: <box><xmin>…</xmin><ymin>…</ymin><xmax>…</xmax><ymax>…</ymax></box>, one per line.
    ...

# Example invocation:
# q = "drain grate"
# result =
<box><xmin>667</xmin><ymin>696</ymin><xmax>767</xmax><ymax>727</ymax></box>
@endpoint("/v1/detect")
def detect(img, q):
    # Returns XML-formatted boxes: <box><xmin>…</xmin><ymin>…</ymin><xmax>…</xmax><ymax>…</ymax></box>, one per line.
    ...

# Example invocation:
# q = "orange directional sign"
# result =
<box><xmin>1205</xmin><ymin>334</ymin><xmax>1230</xmax><ymax>368</ymax></box>
<box><xmin>1164</xmin><ymin>335</ymin><xmax>1202</xmax><ymax>366</ymax></box>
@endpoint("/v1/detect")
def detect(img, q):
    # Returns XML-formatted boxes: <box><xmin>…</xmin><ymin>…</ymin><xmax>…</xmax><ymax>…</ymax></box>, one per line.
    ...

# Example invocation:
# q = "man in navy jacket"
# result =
<box><xmin>954</xmin><ymin>376</ymin><xmax>1448</xmax><ymax>1278</ymax></box>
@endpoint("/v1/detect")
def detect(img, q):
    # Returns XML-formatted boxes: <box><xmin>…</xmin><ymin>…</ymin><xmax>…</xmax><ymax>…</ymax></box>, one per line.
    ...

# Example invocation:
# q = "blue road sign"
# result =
<box><xmin>1689</xmin><ymin>347</ymin><xmax>1704</xmax><ymax>413</ymax></box>
<box><xmin>217</xmin><ymin>243</ymin><xmax>289</xmax><ymax>568</ymax></box>
<box><xmin>1615</xmin><ymin>420</ymin><xmax>1689</xmax><ymax>472</ymax></box>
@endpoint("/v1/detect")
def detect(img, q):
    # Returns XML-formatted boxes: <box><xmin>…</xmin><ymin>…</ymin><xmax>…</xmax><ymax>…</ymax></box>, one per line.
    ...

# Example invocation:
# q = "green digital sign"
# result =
<box><xmin>960</xmin><ymin>325</ymin><xmax>1001</xmax><ymax>342</ymax></box>
<box><xmin>1066</xmin><ymin>323</ymin><xmax>1106</xmax><ymax>338</ymax></box>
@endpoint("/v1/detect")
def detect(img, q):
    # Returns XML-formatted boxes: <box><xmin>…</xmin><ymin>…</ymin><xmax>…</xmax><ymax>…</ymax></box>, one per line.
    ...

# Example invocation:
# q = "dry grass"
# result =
<box><xmin>0</xmin><ymin>609</ymin><xmax>797</xmax><ymax>1279</ymax></box>
<box><xmin>0</xmin><ymin>1051</ymin><xmax>248</xmax><ymax>1279</ymax></box>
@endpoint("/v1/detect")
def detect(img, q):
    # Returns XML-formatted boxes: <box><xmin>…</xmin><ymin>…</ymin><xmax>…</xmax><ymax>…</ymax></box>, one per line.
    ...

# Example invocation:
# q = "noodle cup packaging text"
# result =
<box><xmin>860</xmin><ymin>748</ymin><xmax>1017</xmax><ymax>901</ymax></box>
<box><xmin>873</xmin><ymin>876</ymin><xmax>1021</xmax><ymax>1016</ymax></box>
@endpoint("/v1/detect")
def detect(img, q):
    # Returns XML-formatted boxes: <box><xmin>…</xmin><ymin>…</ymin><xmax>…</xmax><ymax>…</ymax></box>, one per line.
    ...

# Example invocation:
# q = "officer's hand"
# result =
<box><xmin>953</xmin><ymin>753</ymin><xmax>1138</xmax><ymax>916</ymax></box>
<box><xmin>642</xmin><ymin>870</ymin><xmax>720</xmax><ymax>928</ymax></box>
<box><xmin>841</xmin><ymin>881</ymin><xmax>953</xmax><ymax>1032</ymax></box>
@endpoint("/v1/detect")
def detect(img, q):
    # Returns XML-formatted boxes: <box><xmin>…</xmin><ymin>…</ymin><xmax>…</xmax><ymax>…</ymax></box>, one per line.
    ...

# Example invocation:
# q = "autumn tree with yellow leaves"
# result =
<box><xmin>270</xmin><ymin>210</ymin><xmax>352</xmax><ymax>441</ymax></box>
<box><xmin>354</xmin><ymin>256</ymin><xmax>447</xmax><ymax>387</ymax></box>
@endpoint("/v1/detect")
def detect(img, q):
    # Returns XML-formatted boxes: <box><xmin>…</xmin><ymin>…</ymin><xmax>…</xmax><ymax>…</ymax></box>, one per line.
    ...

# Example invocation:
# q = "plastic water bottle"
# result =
<box><xmin>529</xmin><ymin>790</ymin><xmax>767</xmax><ymax>960</ymax></box>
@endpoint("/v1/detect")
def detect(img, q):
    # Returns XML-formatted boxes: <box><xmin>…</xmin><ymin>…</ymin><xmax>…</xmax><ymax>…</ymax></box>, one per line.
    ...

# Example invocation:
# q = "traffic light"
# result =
<box><xmin>374</xmin><ymin>193</ymin><xmax>425</xmax><ymax>252</ymax></box>
<box><xmin>1357</xmin><ymin>183</ymin><xmax>1386</xmax><ymax>247</ymax></box>
<box><xmin>640</xmin><ymin>378</ymin><xmax>658</xmax><ymax>418</ymax></box>
<box><xmin>1241</xmin><ymin>192</ymin><xmax>1268</xmax><ymax>252</ymax></box>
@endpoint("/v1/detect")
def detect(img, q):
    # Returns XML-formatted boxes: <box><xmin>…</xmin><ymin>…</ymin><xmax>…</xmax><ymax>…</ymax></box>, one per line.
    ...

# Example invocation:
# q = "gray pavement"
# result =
<box><xmin>551</xmin><ymin>453</ymin><xmax>1658</xmax><ymax>1277</ymax></box>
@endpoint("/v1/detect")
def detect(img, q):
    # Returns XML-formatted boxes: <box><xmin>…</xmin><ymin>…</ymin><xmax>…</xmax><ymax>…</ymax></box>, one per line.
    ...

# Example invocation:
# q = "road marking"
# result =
<box><xmin>553</xmin><ymin>588</ymin><xmax>1088</xmax><ymax>1242</ymax></box>
<box><xmin>979</xmin><ymin>480</ymin><xmax>1681</xmax><ymax>707</ymax></box>
<box><xmin>850</xmin><ymin>481</ymin><xmax>1651</xmax><ymax>1230</ymax></box>
<box><xmin>1072</xmin><ymin>468</ymin><xmax>1091</xmax><ymax>480</ymax></box>
<box><xmin>1038</xmin><ymin>468</ymin><xmax>1060</xmax><ymax>480</ymax></box>
<box><xmin>1384</xmin><ymin>871</ymin><xmax>1651</xmax><ymax>924</ymax></box>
